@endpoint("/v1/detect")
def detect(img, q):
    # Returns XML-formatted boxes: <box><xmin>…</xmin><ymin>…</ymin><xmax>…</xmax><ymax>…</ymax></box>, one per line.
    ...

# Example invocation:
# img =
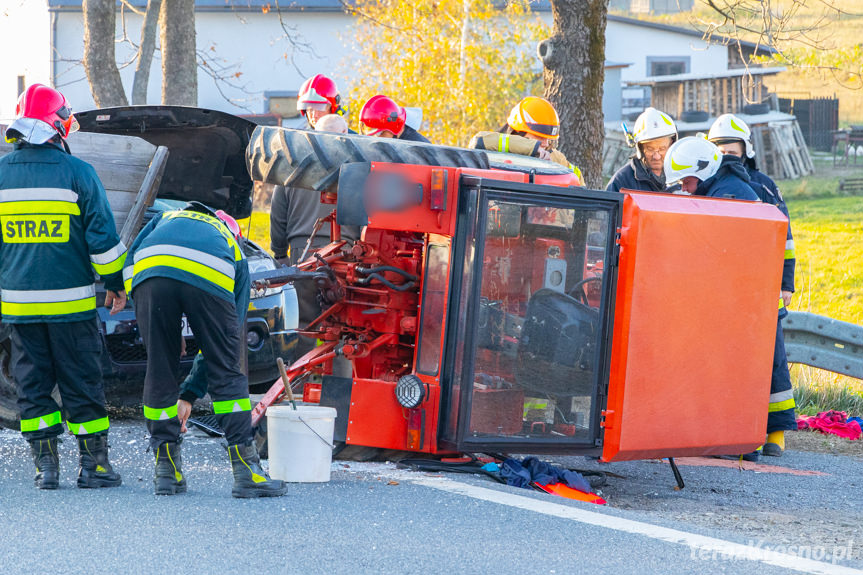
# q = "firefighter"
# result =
<box><xmin>709</xmin><ymin>114</ymin><xmax>797</xmax><ymax>457</ymax></box>
<box><xmin>607</xmin><ymin>107</ymin><xmax>678</xmax><ymax>193</ymax></box>
<box><xmin>270</xmin><ymin>115</ymin><xmax>360</xmax><ymax>362</ymax></box>
<box><xmin>124</xmin><ymin>202</ymin><xmax>286</xmax><ymax>498</ymax></box>
<box><xmin>359</xmin><ymin>95</ymin><xmax>431</xmax><ymax>142</ymax></box>
<box><xmin>663</xmin><ymin>136</ymin><xmax>758</xmax><ymax>200</ymax></box>
<box><xmin>297</xmin><ymin>74</ymin><xmax>349</xmax><ymax>129</ymax></box>
<box><xmin>0</xmin><ymin>84</ymin><xmax>126</xmax><ymax>490</ymax></box>
<box><xmin>469</xmin><ymin>96</ymin><xmax>584</xmax><ymax>183</ymax></box>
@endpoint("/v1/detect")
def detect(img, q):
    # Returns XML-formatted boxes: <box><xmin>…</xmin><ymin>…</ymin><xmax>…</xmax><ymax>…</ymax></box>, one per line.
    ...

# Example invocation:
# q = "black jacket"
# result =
<box><xmin>399</xmin><ymin>125</ymin><xmax>431</xmax><ymax>143</ymax></box>
<box><xmin>749</xmin><ymin>167</ymin><xmax>795</xmax><ymax>293</ymax></box>
<box><xmin>694</xmin><ymin>155</ymin><xmax>759</xmax><ymax>201</ymax></box>
<box><xmin>606</xmin><ymin>156</ymin><xmax>668</xmax><ymax>193</ymax></box>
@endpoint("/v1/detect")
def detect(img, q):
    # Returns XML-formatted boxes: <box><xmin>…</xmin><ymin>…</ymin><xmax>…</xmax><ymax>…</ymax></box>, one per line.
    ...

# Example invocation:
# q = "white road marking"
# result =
<box><xmin>414</xmin><ymin>478</ymin><xmax>862</xmax><ymax>575</ymax></box>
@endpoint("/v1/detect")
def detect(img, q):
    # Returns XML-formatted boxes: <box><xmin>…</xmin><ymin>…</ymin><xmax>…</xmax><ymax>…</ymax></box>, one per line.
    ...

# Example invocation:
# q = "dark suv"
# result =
<box><xmin>0</xmin><ymin>107</ymin><xmax>297</xmax><ymax>426</ymax></box>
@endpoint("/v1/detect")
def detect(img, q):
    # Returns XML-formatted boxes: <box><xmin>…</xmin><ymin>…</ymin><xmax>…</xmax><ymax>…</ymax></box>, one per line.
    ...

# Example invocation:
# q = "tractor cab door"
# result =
<box><xmin>438</xmin><ymin>176</ymin><xmax>621</xmax><ymax>454</ymax></box>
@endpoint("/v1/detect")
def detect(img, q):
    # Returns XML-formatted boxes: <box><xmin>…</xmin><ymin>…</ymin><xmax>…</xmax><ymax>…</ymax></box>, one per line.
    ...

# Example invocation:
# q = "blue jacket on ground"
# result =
<box><xmin>748</xmin><ymin>167</ymin><xmax>795</xmax><ymax>293</ymax></box>
<box><xmin>694</xmin><ymin>155</ymin><xmax>760</xmax><ymax>201</ymax></box>
<box><xmin>0</xmin><ymin>142</ymin><xmax>127</xmax><ymax>324</ymax></box>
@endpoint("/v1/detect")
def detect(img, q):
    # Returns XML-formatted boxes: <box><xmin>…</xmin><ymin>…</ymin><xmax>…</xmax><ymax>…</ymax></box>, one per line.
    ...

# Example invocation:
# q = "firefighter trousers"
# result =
<box><xmin>133</xmin><ymin>277</ymin><xmax>252</xmax><ymax>449</ymax></box>
<box><xmin>768</xmin><ymin>312</ymin><xmax>796</xmax><ymax>433</ymax></box>
<box><xmin>11</xmin><ymin>318</ymin><xmax>109</xmax><ymax>441</ymax></box>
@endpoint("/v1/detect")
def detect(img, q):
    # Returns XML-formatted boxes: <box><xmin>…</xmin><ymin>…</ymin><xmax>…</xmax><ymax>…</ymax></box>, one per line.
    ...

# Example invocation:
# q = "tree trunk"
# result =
<box><xmin>539</xmin><ymin>0</ymin><xmax>607</xmax><ymax>189</ymax></box>
<box><xmin>131</xmin><ymin>0</ymin><xmax>161</xmax><ymax>105</ymax></box>
<box><xmin>82</xmin><ymin>0</ymin><xmax>128</xmax><ymax>107</ymax></box>
<box><xmin>159</xmin><ymin>0</ymin><xmax>197</xmax><ymax>106</ymax></box>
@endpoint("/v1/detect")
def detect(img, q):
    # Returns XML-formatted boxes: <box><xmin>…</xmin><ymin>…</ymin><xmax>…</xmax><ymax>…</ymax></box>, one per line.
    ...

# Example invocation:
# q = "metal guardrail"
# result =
<box><xmin>782</xmin><ymin>311</ymin><xmax>863</xmax><ymax>379</ymax></box>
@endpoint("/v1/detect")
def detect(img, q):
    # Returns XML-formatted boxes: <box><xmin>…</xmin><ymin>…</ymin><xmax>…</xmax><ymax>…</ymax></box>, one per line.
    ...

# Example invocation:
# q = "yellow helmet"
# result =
<box><xmin>507</xmin><ymin>97</ymin><xmax>560</xmax><ymax>140</ymax></box>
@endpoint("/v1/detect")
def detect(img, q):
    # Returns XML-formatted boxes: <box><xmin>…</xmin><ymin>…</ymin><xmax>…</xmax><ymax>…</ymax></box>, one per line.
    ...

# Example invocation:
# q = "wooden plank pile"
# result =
<box><xmin>750</xmin><ymin>121</ymin><xmax>814</xmax><ymax>180</ymax></box>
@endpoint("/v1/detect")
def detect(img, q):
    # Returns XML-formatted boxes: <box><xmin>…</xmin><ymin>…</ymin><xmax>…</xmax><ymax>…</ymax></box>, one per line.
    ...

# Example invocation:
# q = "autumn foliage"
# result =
<box><xmin>342</xmin><ymin>0</ymin><xmax>547</xmax><ymax>147</ymax></box>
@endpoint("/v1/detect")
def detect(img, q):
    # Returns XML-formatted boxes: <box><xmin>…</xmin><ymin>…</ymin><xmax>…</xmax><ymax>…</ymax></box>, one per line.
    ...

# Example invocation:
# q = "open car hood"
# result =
<box><xmin>75</xmin><ymin>106</ymin><xmax>255</xmax><ymax>219</ymax></box>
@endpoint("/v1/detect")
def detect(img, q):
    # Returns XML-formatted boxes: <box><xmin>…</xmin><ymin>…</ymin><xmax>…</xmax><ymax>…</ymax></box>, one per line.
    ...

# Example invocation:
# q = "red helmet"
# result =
<box><xmin>297</xmin><ymin>74</ymin><xmax>341</xmax><ymax>116</ymax></box>
<box><xmin>359</xmin><ymin>95</ymin><xmax>406</xmax><ymax>136</ymax></box>
<box><xmin>6</xmin><ymin>84</ymin><xmax>78</xmax><ymax>144</ymax></box>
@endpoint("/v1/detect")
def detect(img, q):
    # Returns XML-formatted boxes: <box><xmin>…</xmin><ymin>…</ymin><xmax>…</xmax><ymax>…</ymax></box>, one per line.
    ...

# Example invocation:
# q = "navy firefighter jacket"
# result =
<box><xmin>0</xmin><ymin>142</ymin><xmax>127</xmax><ymax>324</ymax></box>
<box><xmin>748</xmin><ymin>167</ymin><xmax>795</xmax><ymax>294</ymax></box>
<box><xmin>123</xmin><ymin>208</ymin><xmax>250</xmax><ymax>311</ymax></box>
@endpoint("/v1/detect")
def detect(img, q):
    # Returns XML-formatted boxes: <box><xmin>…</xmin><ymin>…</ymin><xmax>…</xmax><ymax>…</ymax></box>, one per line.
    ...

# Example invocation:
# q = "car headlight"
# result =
<box><xmin>247</xmin><ymin>256</ymin><xmax>282</xmax><ymax>298</ymax></box>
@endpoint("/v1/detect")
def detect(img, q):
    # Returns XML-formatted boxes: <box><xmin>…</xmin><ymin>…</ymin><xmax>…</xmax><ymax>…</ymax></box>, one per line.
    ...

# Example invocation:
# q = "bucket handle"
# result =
<box><xmin>299</xmin><ymin>415</ymin><xmax>335</xmax><ymax>450</ymax></box>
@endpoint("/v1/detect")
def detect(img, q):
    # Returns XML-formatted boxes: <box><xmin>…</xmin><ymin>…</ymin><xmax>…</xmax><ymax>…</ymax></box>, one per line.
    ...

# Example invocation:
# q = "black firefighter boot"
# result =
<box><xmin>228</xmin><ymin>442</ymin><xmax>287</xmax><ymax>499</ymax></box>
<box><xmin>154</xmin><ymin>442</ymin><xmax>187</xmax><ymax>495</ymax></box>
<box><xmin>29</xmin><ymin>437</ymin><xmax>60</xmax><ymax>490</ymax></box>
<box><xmin>77</xmin><ymin>433</ymin><xmax>122</xmax><ymax>488</ymax></box>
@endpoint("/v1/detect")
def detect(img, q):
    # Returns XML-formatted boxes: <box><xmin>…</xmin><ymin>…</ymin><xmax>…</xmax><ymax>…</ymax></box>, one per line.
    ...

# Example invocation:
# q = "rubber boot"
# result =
<box><xmin>77</xmin><ymin>433</ymin><xmax>122</xmax><ymax>488</ymax></box>
<box><xmin>228</xmin><ymin>442</ymin><xmax>287</xmax><ymax>499</ymax></box>
<box><xmin>154</xmin><ymin>442</ymin><xmax>187</xmax><ymax>495</ymax></box>
<box><xmin>29</xmin><ymin>437</ymin><xmax>60</xmax><ymax>490</ymax></box>
<box><xmin>763</xmin><ymin>431</ymin><xmax>785</xmax><ymax>457</ymax></box>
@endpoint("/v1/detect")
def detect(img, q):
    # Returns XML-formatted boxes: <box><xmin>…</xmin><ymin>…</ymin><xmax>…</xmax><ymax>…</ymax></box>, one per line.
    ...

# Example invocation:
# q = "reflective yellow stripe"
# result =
<box><xmin>498</xmin><ymin>135</ymin><xmax>510</xmax><ymax>153</ymax></box>
<box><xmin>143</xmin><ymin>404</ymin><xmax>178</xmax><ymax>421</ymax></box>
<box><xmin>91</xmin><ymin>242</ymin><xmax>127</xmax><ymax>275</ymax></box>
<box><xmin>768</xmin><ymin>398</ymin><xmax>796</xmax><ymax>412</ymax></box>
<box><xmin>20</xmin><ymin>411</ymin><xmax>63</xmax><ymax>432</ymax></box>
<box><xmin>778</xmin><ymin>298</ymin><xmax>785</xmax><ymax>310</ymax></box>
<box><xmin>2</xmin><ymin>297</ymin><xmax>96</xmax><ymax>317</ymax></box>
<box><xmin>133</xmin><ymin>255</ymin><xmax>235</xmax><ymax>293</ymax></box>
<box><xmin>67</xmin><ymin>416</ymin><xmax>110</xmax><ymax>435</ymax></box>
<box><xmin>784</xmin><ymin>249</ymin><xmax>796</xmax><ymax>259</ymax></box>
<box><xmin>212</xmin><ymin>398</ymin><xmax>252</xmax><ymax>414</ymax></box>
<box><xmin>0</xmin><ymin>200</ymin><xmax>80</xmax><ymax>215</ymax></box>
<box><xmin>162</xmin><ymin>211</ymin><xmax>242</xmax><ymax>261</ymax></box>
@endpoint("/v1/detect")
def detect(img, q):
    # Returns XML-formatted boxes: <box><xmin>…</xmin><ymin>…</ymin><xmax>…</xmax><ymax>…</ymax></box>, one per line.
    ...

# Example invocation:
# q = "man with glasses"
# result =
<box><xmin>607</xmin><ymin>107</ymin><xmax>678</xmax><ymax>193</ymax></box>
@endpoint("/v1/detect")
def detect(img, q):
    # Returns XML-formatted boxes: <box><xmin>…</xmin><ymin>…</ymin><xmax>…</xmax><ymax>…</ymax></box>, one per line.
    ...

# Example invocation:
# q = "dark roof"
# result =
<box><xmin>48</xmin><ymin>1</ymin><xmax>346</xmax><ymax>12</ymax></box>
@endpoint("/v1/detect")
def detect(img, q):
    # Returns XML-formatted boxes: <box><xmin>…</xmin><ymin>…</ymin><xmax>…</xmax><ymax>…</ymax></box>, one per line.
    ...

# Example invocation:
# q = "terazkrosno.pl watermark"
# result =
<box><xmin>690</xmin><ymin>540</ymin><xmax>856</xmax><ymax>564</ymax></box>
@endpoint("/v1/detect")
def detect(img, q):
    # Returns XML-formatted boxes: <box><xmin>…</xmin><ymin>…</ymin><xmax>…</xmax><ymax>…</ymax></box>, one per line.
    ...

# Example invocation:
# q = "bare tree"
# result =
<box><xmin>82</xmin><ymin>0</ymin><xmax>129</xmax><ymax>107</ymax></box>
<box><xmin>699</xmin><ymin>0</ymin><xmax>862</xmax><ymax>85</ymax></box>
<box><xmin>539</xmin><ymin>0</ymin><xmax>608</xmax><ymax>189</ymax></box>
<box><xmin>131</xmin><ymin>0</ymin><xmax>161</xmax><ymax>105</ymax></box>
<box><xmin>159</xmin><ymin>0</ymin><xmax>197</xmax><ymax>105</ymax></box>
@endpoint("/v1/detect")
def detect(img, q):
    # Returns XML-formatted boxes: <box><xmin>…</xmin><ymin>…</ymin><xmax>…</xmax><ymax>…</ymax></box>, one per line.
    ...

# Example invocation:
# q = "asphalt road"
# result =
<box><xmin>0</xmin><ymin>422</ymin><xmax>860</xmax><ymax>575</ymax></box>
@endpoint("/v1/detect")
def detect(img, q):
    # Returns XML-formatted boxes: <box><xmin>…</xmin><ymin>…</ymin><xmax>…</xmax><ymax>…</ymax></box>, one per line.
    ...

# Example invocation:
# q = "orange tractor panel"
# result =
<box><xmin>601</xmin><ymin>191</ymin><xmax>788</xmax><ymax>461</ymax></box>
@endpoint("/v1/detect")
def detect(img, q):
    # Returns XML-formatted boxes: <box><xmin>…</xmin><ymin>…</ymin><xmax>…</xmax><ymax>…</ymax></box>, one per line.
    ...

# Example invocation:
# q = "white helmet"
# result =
<box><xmin>664</xmin><ymin>136</ymin><xmax>722</xmax><ymax>185</ymax></box>
<box><xmin>633</xmin><ymin>107</ymin><xmax>677</xmax><ymax>159</ymax></box>
<box><xmin>708</xmin><ymin>113</ymin><xmax>755</xmax><ymax>158</ymax></box>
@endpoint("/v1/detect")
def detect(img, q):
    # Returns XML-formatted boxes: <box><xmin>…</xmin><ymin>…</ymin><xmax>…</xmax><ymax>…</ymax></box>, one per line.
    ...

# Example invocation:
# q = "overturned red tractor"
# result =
<box><xmin>246</xmin><ymin>128</ymin><xmax>787</xmax><ymax>462</ymax></box>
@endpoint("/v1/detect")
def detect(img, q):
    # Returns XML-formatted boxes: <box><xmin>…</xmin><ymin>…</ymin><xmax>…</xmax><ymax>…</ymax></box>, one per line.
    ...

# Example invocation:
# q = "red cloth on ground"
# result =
<box><xmin>797</xmin><ymin>410</ymin><xmax>862</xmax><ymax>440</ymax></box>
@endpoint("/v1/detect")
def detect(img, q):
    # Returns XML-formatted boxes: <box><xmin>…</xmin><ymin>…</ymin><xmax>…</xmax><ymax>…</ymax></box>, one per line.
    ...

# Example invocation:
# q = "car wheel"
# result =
<box><xmin>0</xmin><ymin>335</ymin><xmax>19</xmax><ymax>429</ymax></box>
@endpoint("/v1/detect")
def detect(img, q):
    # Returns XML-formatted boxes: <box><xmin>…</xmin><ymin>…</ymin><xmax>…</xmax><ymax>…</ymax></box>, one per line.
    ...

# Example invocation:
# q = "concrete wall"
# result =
<box><xmin>603</xmin><ymin>67</ymin><xmax>623</xmax><ymax>123</ymax></box>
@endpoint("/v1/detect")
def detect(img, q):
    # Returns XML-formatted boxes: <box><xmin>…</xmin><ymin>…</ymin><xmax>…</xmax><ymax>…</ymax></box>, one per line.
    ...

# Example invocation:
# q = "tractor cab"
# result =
<box><xmin>247</xmin><ymin>128</ymin><xmax>788</xmax><ymax>462</ymax></box>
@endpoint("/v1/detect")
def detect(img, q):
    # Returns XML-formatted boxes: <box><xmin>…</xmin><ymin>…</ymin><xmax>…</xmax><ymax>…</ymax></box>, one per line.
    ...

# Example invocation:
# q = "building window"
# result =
<box><xmin>646</xmin><ymin>56</ymin><xmax>691</xmax><ymax>77</ymax></box>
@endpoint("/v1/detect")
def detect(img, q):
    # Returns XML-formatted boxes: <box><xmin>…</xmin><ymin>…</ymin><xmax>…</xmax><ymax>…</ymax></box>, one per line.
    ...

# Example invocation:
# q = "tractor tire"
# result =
<box><xmin>246</xmin><ymin>126</ymin><xmax>493</xmax><ymax>191</ymax></box>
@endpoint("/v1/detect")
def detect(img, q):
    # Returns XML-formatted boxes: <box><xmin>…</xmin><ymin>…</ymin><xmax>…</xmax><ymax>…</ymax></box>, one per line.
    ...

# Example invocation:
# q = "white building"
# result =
<box><xmin>0</xmin><ymin>1</ymin><xmax>771</xmax><ymax>123</ymax></box>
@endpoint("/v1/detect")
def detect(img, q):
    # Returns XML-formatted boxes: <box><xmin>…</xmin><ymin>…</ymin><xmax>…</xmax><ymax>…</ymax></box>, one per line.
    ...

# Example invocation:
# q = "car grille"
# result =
<box><xmin>104</xmin><ymin>335</ymin><xmax>200</xmax><ymax>364</ymax></box>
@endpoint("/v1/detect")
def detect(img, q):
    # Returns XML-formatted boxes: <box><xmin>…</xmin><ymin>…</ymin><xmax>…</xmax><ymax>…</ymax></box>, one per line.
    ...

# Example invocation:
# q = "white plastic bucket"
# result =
<box><xmin>267</xmin><ymin>405</ymin><xmax>337</xmax><ymax>482</ymax></box>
